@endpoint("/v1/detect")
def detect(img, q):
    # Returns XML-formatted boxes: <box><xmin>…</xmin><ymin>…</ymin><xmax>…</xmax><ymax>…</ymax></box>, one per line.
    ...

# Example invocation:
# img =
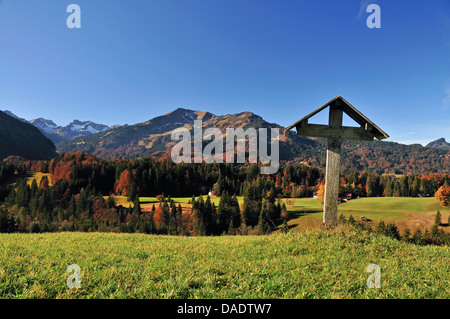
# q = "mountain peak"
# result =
<box><xmin>426</xmin><ymin>138</ymin><xmax>450</xmax><ymax>150</ymax></box>
<box><xmin>30</xmin><ymin>118</ymin><xmax>58</xmax><ymax>134</ymax></box>
<box><xmin>165</xmin><ymin>107</ymin><xmax>194</xmax><ymax>115</ymax></box>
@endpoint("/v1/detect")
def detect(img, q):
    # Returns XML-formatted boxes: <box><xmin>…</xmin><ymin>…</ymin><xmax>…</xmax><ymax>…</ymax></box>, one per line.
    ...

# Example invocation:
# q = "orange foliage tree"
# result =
<box><xmin>153</xmin><ymin>206</ymin><xmax>166</xmax><ymax>232</ymax></box>
<box><xmin>115</xmin><ymin>169</ymin><xmax>133</xmax><ymax>196</ymax></box>
<box><xmin>435</xmin><ymin>184</ymin><xmax>450</xmax><ymax>206</ymax></box>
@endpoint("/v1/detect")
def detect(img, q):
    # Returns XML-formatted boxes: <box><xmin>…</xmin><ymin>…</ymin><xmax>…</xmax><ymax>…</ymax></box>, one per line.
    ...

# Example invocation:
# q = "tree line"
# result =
<box><xmin>0</xmin><ymin>152</ymin><xmax>448</xmax><ymax>241</ymax></box>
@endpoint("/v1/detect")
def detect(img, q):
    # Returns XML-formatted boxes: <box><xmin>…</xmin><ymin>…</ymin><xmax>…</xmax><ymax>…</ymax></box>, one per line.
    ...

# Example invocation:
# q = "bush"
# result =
<box><xmin>385</xmin><ymin>222</ymin><xmax>401</xmax><ymax>240</ymax></box>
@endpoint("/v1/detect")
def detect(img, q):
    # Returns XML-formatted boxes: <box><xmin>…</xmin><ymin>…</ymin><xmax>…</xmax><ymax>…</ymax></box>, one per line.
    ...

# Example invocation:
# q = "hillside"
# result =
<box><xmin>56</xmin><ymin>108</ymin><xmax>450</xmax><ymax>174</ymax></box>
<box><xmin>0</xmin><ymin>227</ymin><xmax>448</xmax><ymax>298</ymax></box>
<box><xmin>0</xmin><ymin>111</ymin><xmax>57</xmax><ymax>161</ymax></box>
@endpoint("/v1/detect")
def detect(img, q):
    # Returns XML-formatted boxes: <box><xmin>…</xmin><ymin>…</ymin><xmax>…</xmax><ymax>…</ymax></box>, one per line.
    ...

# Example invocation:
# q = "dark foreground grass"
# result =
<box><xmin>0</xmin><ymin>226</ymin><xmax>448</xmax><ymax>299</ymax></box>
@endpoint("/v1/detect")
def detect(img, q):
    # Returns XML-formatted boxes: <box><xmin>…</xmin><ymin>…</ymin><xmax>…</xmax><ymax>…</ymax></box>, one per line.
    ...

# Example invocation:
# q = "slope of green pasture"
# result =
<box><xmin>285</xmin><ymin>197</ymin><xmax>450</xmax><ymax>222</ymax></box>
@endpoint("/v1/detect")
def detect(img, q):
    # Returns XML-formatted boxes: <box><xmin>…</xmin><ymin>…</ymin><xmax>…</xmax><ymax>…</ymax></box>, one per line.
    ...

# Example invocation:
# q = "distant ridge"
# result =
<box><xmin>426</xmin><ymin>138</ymin><xmax>450</xmax><ymax>151</ymax></box>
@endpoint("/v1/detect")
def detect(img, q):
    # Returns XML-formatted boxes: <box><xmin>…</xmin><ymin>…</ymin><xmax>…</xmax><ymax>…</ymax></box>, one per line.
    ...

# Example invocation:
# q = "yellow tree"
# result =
<box><xmin>317</xmin><ymin>182</ymin><xmax>325</xmax><ymax>202</ymax></box>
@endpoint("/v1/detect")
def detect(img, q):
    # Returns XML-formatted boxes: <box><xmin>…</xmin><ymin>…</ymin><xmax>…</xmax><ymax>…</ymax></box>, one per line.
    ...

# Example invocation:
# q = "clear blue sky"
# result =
<box><xmin>0</xmin><ymin>0</ymin><xmax>449</xmax><ymax>145</ymax></box>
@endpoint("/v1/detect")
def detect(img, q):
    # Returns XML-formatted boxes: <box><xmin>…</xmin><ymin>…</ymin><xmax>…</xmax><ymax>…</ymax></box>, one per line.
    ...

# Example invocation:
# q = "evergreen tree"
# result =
<box><xmin>411</xmin><ymin>228</ymin><xmax>423</xmax><ymax>245</ymax></box>
<box><xmin>133</xmin><ymin>197</ymin><xmax>141</xmax><ymax>216</ymax></box>
<box><xmin>348</xmin><ymin>215</ymin><xmax>355</xmax><ymax>225</ymax></box>
<box><xmin>376</xmin><ymin>220</ymin><xmax>386</xmax><ymax>233</ymax></box>
<box><xmin>434</xmin><ymin>210</ymin><xmax>442</xmax><ymax>226</ymax></box>
<box><xmin>243</xmin><ymin>181</ymin><xmax>262</xmax><ymax>227</ymax></box>
<box><xmin>385</xmin><ymin>222</ymin><xmax>400</xmax><ymax>240</ymax></box>
<box><xmin>401</xmin><ymin>227</ymin><xmax>411</xmax><ymax>242</ymax></box>
<box><xmin>128</xmin><ymin>182</ymin><xmax>138</xmax><ymax>202</ymax></box>
<box><xmin>258</xmin><ymin>199</ymin><xmax>271</xmax><ymax>234</ymax></box>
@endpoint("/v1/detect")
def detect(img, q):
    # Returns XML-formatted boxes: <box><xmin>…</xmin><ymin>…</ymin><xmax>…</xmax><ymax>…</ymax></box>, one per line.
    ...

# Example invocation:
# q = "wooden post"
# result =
<box><xmin>323</xmin><ymin>138</ymin><xmax>342</xmax><ymax>226</ymax></box>
<box><xmin>323</xmin><ymin>105</ymin><xmax>343</xmax><ymax>227</ymax></box>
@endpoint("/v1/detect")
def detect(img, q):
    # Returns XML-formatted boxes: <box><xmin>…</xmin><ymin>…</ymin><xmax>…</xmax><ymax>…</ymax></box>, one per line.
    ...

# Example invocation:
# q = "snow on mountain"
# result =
<box><xmin>42</xmin><ymin>119</ymin><xmax>118</xmax><ymax>142</ymax></box>
<box><xmin>30</xmin><ymin>118</ymin><xmax>58</xmax><ymax>134</ymax></box>
<box><xmin>67</xmin><ymin>120</ymin><xmax>111</xmax><ymax>134</ymax></box>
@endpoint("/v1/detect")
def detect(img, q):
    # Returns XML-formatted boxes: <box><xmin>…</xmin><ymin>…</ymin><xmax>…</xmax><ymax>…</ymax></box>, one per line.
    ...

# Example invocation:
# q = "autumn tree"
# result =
<box><xmin>39</xmin><ymin>175</ymin><xmax>49</xmax><ymax>190</ymax></box>
<box><xmin>115</xmin><ymin>169</ymin><xmax>133</xmax><ymax>196</ymax></box>
<box><xmin>316</xmin><ymin>181</ymin><xmax>325</xmax><ymax>202</ymax></box>
<box><xmin>153</xmin><ymin>206</ymin><xmax>167</xmax><ymax>233</ymax></box>
<box><xmin>435</xmin><ymin>184</ymin><xmax>450</xmax><ymax>206</ymax></box>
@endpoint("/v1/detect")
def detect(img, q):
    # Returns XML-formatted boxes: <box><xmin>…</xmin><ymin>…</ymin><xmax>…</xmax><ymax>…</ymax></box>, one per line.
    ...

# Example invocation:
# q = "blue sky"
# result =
<box><xmin>0</xmin><ymin>0</ymin><xmax>449</xmax><ymax>145</ymax></box>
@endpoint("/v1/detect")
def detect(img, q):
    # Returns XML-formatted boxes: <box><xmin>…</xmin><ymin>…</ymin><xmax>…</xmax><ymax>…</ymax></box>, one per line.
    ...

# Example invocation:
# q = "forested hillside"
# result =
<box><xmin>0</xmin><ymin>111</ymin><xmax>57</xmax><ymax>161</ymax></box>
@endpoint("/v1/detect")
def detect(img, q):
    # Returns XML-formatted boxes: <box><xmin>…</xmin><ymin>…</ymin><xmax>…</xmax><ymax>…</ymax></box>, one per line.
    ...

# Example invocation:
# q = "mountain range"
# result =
<box><xmin>2</xmin><ymin>108</ymin><xmax>449</xmax><ymax>174</ymax></box>
<box><xmin>56</xmin><ymin>108</ymin><xmax>450</xmax><ymax>174</ymax></box>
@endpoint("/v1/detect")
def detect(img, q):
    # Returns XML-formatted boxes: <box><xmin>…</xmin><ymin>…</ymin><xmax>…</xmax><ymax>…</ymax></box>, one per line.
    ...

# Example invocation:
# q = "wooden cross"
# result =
<box><xmin>285</xmin><ymin>96</ymin><xmax>389</xmax><ymax>227</ymax></box>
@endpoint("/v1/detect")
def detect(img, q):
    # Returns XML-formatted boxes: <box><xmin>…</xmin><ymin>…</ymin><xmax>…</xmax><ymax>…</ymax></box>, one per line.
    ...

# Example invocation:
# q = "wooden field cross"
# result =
<box><xmin>285</xmin><ymin>96</ymin><xmax>389</xmax><ymax>227</ymax></box>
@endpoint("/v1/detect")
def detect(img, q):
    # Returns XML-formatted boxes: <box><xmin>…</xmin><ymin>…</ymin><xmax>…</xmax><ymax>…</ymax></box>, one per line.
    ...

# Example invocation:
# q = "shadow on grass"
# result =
<box><xmin>140</xmin><ymin>200</ymin><xmax>158</xmax><ymax>204</ymax></box>
<box><xmin>288</xmin><ymin>209</ymin><xmax>322</xmax><ymax>219</ymax></box>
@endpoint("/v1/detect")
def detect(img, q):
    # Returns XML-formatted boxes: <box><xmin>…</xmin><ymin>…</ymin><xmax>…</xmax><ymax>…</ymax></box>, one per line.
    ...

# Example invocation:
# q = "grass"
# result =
<box><xmin>26</xmin><ymin>172</ymin><xmax>52</xmax><ymax>187</ymax></box>
<box><xmin>107</xmin><ymin>195</ymin><xmax>246</xmax><ymax>212</ymax></box>
<box><xmin>0</xmin><ymin>226</ymin><xmax>448</xmax><ymax>299</ymax></box>
<box><xmin>338</xmin><ymin>197</ymin><xmax>449</xmax><ymax>220</ymax></box>
<box><xmin>284</xmin><ymin>197</ymin><xmax>450</xmax><ymax>232</ymax></box>
<box><xmin>139</xmin><ymin>196</ymin><xmax>245</xmax><ymax>207</ymax></box>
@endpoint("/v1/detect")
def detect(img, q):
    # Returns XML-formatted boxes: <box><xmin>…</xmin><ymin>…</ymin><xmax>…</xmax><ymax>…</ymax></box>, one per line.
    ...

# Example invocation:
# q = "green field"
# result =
<box><xmin>284</xmin><ymin>197</ymin><xmax>450</xmax><ymax>232</ymax></box>
<box><xmin>0</xmin><ymin>226</ymin><xmax>448</xmax><ymax>299</ymax></box>
<box><xmin>138</xmin><ymin>196</ymin><xmax>245</xmax><ymax>207</ymax></box>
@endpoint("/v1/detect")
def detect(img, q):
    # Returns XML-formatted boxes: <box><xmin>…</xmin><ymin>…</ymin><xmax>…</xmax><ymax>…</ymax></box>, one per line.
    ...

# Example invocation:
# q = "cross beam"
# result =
<box><xmin>295</xmin><ymin>124</ymin><xmax>375</xmax><ymax>141</ymax></box>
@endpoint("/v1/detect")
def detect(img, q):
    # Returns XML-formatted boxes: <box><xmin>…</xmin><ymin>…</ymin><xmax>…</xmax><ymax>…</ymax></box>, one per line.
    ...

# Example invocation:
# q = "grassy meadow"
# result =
<box><xmin>0</xmin><ymin>226</ymin><xmax>448</xmax><ymax>299</ymax></box>
<box><xmin>284</xmin><ymin>197</ymin><xmax>450</xmax><ymax>233</ymax></box>
<box><xmin>3</xmin><ymin>193</ymin><xmax>447</xmax><ymax>299</ymax></box>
